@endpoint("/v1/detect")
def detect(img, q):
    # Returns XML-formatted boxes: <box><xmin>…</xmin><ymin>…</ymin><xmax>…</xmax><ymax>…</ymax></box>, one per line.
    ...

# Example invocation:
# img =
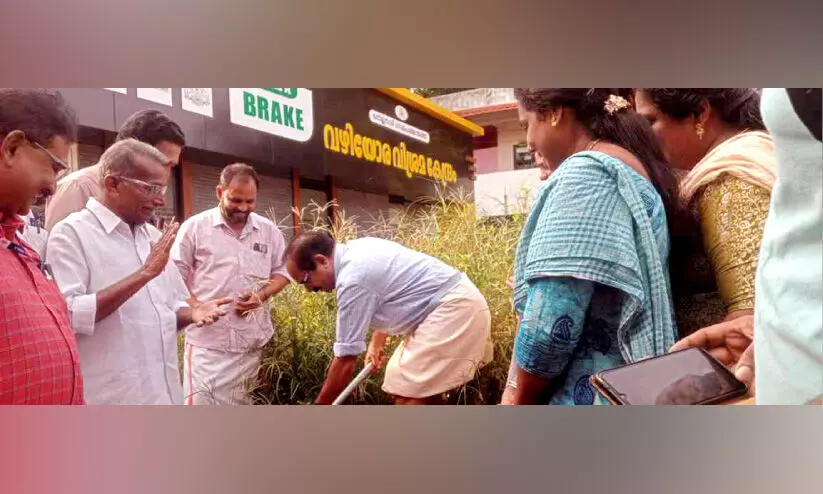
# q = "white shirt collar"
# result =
<box><xmin>85</xmin><ymin>197</ymin><xmax>126</xmax><ymax>235</ymax></box>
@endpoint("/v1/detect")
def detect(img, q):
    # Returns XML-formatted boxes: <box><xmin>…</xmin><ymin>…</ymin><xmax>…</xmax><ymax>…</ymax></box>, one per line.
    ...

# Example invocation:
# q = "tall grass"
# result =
<box><xmin>247</xmin><ymin>189</ymin><xmax>527</xmax><ymax>405</ymax></box>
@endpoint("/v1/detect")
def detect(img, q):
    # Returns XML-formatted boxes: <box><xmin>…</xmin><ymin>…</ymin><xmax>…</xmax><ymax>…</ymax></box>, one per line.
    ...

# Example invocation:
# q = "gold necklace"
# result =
<box><xmin>586</xmin><ymin>139</ymin><xmax>601</xmax><ymax>151</ymax></box>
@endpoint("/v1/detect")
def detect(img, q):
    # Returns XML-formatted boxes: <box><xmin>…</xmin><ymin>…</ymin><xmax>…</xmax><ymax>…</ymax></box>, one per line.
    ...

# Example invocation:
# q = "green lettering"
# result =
<box><xmin>270</xmin><ymin>101</ymin><xmax>283</xmax><ymax>125</ymax></box>
<box><xmin>256</xmin><ymin>96</ymin><xmax>270</xmax><ymax>121</ymax></box>
<box><xmin>243</xmin><ymin>92</ymin><xmax>257</xmax><ymax>117</ymax></box>
<box><xmin>283</xmin><ymin>105</ymin><xmax>296</xmax><ymax>128</ymax></box>
<box><xmin>263</xmin><ymin>88</ymin><xmax>298</xmax><ymax>99</ymax></box>
<box><xmin>296</xmin><ymin>109</ymin><xmax>304</xmax><ymax>131</ymax></box>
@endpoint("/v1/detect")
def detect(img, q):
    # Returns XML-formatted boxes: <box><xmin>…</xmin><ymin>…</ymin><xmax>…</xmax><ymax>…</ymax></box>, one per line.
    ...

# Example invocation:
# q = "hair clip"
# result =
<box><xmin>604</xmin><ymin>94</ymin><xmax>630</xmax><ymax>115</ymax></box>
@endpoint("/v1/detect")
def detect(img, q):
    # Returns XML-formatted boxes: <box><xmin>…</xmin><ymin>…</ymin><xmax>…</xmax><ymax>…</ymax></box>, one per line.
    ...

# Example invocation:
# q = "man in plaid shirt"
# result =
<box><xmin>0</xmin><ymin>88</ymin><xmax>84</xmax><ymax>405</ymax></box>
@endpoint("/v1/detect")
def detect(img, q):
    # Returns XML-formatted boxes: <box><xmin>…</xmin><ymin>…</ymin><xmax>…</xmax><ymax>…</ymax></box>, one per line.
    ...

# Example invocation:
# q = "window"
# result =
<box><xmin>513</xmin><ymin>143</ymin><xmax>535</xmax><ymax>170</ymax></box>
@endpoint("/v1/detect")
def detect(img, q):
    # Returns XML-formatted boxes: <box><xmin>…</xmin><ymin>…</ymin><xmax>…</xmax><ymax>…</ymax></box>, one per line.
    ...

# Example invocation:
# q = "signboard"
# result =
<box><xmin>137</xmin><ymin>88</ymin><xmax>173</xmax><ymax>106</ymax></box>
<box><xmin>182</xmin><ymin>88</ymin><xmax>213</xmax><ymax>117</ymax></box>
<box><xmin>228</xmin><ymin>88</ymin><xmax>313</xmax><ymax>143</ymax></box>
<box><xmin>323</xmin><ymin>121</ymin><xmax>456</xmax><ymax>186</ymax></box>
<box><xmin>368</xmin><ymin>108</ymin><xmax>431</xmax><ymax>143</ymax></box>
<box><xmin>57</xmin><ymin>88</ymin><xmax>473</xmax><ymax>201</ymax></box>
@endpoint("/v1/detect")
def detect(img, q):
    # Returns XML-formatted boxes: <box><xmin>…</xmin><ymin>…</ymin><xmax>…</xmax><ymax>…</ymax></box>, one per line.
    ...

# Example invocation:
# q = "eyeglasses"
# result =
<box><xmin>28</xmin><ymin>138</ymin><xmax>70</xmax><ymax>177</ymax></box>
<box><xmin>116</xmin><ymin>176</ymin><xmax>168</xmax><ymax>197</ymax></box>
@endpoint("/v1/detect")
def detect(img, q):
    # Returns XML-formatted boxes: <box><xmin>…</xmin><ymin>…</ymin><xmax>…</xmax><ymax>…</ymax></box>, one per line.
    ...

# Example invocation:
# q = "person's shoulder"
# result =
<box><xmin>552</xmin><ymin>152</ymin><xmax>622</xmax><ymax>187</ymax></box>
<box><xmin>53</xmin><ymin>208</ymin><xmax>94</xmax><ymax>233</ymax></box>
<box><xmin>346</xmin><ymin>237</ymin><xmax>400</xmax><ymax>256</ymax></box>
<box><xmin>250</xmin><ymin>212</ymin><xmax>279</xmax><ymax>231</ymax></box>
<box><xmin>713</xmin><ymin>131</ymin><xmax>775</xmax><ymax>164</ymax></box>
<box><xmin>58</xmin><ymin>164</ymin><xmax>100</xmax><ymax>186</ymax></box>
<box><xmin>180</xmin><ymin>208</ymin><xmax>214</xmax><ymax>228</ymax></box>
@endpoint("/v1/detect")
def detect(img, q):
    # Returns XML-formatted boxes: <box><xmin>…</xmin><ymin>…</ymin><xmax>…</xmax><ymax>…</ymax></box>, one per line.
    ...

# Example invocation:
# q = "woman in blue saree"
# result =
<box><xmin>508</xmin><ymin>88</ymin><xmax>681</xmax><ymax>405</ymax></box>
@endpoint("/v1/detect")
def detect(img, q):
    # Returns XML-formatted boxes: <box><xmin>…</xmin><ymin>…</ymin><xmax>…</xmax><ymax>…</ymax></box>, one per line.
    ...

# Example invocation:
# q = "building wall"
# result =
<box><xmin>257</xmin><ymin>174</ymin><xmax>295</xmax><ymax>233</ymax></box>
<box><xmin>336</xmin><ymin>188</ymin><xmax>395</xmax><ymax>233</ymax></box>
<box><xmin>473</xmin><ymin>147</ymin><xmax>499</xmax><ymax>174</ymax></box>
<box><xmin>298</xmin><ymin>187</ymin><xmax>330</xmax><ymax>229</ymax></box>
<box><xmin>190</xmin><ymin>164</ymin><xmax>222</xmax><ymax>215</ymax></box>
<box><xmin>495</xmin><ymin>121</ymin><xmax>527</xmax><ymax>172</ymax></box>
<box><xmin>78</xmin><ymin>143</ymin><xmax>103</xmax><ymax>169</ymax></box>
<box><xmin>474</xmin><ymin>167</ymin><xmax>543</xmax><ymax>217</ymax></box>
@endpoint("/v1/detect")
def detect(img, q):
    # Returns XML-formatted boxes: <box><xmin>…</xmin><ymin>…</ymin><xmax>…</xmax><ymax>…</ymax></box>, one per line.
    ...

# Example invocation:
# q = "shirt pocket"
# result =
<box><xmin>240</xmin><ymin>246</ymin><xmax>272</xmax><ymax>285</ymax></box>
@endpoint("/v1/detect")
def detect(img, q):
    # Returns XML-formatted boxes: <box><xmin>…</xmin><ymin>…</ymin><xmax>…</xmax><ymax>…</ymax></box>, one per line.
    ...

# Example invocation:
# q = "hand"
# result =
<box><xmin>235</xmin><ymin>291</ymin><xmax>264</xmax><ymax>316</ymax></box>
<box><xmin>365</xmin><ymin>341</ymin><xmax>386</xmax><ymax>373</ymax></box>
<box><xmin>142</xmin><ymin>220</ymin><xmax>179</xmax><ymax>279</ymax></box>
<box><xmin>500</xmin><ymin>385</ymin><xmax>517</xmax><ymax>405</ymax></box>
<box><xmin>670</xmin><ymin>314</ymin><xmax>755</xmax><ymax>390</ymax></box>
<box><xmin>192</xmin><ymin>297</ymin><xmax>232</xmax><ymax>326</ymax></box>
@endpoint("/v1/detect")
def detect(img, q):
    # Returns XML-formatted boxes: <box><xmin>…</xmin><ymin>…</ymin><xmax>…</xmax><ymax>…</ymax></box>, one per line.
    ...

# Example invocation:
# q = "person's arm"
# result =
<box><xmin>315</xmin><ymin>356</ymin><xmax>359</xmax><ymax>405</ymax></box>
<box><xmin>513</xmin><ymin>277</ymin><xmax>595</xmax><ymax>405</ymax></box>
<box><xmin>170</xmin><ymin>219</ymin><xmax>203</xmax><ymax>307</ymax></box>
<box><xmin>46</xmin><ymin>223</ymin><xmax>99</xmax><ymax>334</ymax></box>
<box><xmin>315</xmin><ymin>283</ymin><xmax>380</xmax><ymax>405</ymax></box>
<box><xmin>235</xmin><ymin>228</ymin><xmax>292</xmax><ymax>315</ymax></box>
<box><xmin>365</xmin><ymin>331</ymin><xmax>389</xmax><ymax>371</ymax></box>
<box><xmin>176</xmin><ymin>297</ymin><xmax>232</xmax><ymax>329</ymax></box>
<box><xmin>49</xmin><ymin>220</ymin><xmax>181</xmax><ymax>330</ymax></box>
<box><xmin>45</xmin><ymin>176</ymin><xmax>96</xmax><ymax>231</ymax></box>
<box><xmin>235</xmin><ymin>275</ymin><xmax>291</xmax><ymax>315</ymax></box>
<box><xmin>696</xmin><ymin>175</ymin><xmax>771</xmax><ymax>316</ymax></box>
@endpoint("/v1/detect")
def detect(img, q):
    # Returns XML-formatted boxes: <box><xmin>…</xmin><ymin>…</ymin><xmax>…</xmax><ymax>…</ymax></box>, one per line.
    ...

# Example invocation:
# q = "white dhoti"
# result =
<box><xmin>382</xmin><ymin>275</ymin><xmax>494</xmax><ymax>399</ymax></box>
<box><xmin>183</xmin><ymin>343</ymin><xmax>263</xmax><ymax>405</ymax></box>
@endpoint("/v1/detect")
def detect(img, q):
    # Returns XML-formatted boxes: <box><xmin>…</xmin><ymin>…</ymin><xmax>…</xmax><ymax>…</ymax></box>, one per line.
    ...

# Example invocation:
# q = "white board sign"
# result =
<box><xmin>369</xmin><ymin>109</ymin><xmax>430</xmax><ymax>144</ymax></box>
<box><xmin>137</xmin><ymin>88</ymin><xmax>173</xmax><ymax>106</ymax></box>
<box><xmin>228</xmin><ymin>88</ymin><xmax>313</xmax><ymax>142</ymax></box>
<box><xmin>181</xmin><ymin>88</ymin><xmax>213</xmax><ymax>117</ymax></box>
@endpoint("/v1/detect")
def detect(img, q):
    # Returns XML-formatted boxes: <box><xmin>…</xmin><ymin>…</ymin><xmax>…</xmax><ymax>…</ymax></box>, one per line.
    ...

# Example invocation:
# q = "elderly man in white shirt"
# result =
<box><xmin>172</xmin><ymin>163</ymin><xmax>290</xmax><ymax>406</ymax></box>
<box><xmin>45</xmin><ymin>138</ymin><xmax>230</xmax><ymax>405</ymax></box>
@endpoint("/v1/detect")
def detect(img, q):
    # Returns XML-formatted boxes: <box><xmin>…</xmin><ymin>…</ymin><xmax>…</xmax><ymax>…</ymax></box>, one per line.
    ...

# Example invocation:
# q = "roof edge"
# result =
<box><xmin>375</xmin><ymin>88</ymin><xmax>485</xmax><ymax>137</ymax></box>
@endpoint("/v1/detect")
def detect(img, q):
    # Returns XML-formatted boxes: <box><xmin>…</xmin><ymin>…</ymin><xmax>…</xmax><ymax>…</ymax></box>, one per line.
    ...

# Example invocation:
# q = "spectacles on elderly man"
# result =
<box><xmin>116</xmin><ymin>176</ymin><xmax>168</xmax><ymax>197</ymax></box>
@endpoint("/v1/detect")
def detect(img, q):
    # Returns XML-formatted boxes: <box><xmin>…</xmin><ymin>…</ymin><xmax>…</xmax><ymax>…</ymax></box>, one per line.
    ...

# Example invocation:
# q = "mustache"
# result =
<box><xmin>227</xmin><ymin>210</ymin><xmax>250</xmax><ymax>215</ymax></box>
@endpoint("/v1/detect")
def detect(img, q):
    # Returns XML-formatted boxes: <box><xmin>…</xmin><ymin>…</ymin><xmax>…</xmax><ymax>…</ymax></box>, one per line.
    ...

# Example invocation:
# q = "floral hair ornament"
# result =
<box><xmin>604</xmin><ymin>94</ymin><xmax>630</xmax><ymax>115</ymax></box>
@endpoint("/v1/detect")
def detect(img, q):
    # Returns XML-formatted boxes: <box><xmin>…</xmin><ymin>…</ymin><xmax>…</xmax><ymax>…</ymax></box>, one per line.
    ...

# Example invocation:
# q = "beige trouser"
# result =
<box><xmin>382</xmin><ymin>275</ymin><xmax>494</xmax><ymax>399</ymax></box>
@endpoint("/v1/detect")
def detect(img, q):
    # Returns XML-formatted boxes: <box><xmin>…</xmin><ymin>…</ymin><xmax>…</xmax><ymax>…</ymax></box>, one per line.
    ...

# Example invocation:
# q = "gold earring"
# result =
<box><xmin>550</xmin><ymin>116</ymin><xmax>559</xmax><ymax>127</ymax></box>
<box><xmin>696</xmin><ymin>122</ymin><xmax>705</xmax><ymax>140</ymax></box>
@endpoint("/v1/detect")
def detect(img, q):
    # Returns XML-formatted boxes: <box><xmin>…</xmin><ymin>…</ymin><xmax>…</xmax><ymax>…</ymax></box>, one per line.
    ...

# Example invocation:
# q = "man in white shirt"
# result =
<box><xmin>45</xmin><ymin>109</ymin><xmax>185</xmax><ymax>231</ymax></box>
<box><xmin>46</xmin><ymin>138</ymin><xmax>230</xmax><ymax>405</ymax></box>
<box><xmin>172</xmin><ymin>163</ymin><xmax>291</xmax><ymax>405</ymax></box>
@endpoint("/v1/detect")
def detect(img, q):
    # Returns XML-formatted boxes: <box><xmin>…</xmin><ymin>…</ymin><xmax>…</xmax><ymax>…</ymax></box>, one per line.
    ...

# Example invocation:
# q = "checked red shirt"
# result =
<box><xmin>1</xmin><ymin>213</ymin><xmax>84</xmax><ymax>404</ymax></box>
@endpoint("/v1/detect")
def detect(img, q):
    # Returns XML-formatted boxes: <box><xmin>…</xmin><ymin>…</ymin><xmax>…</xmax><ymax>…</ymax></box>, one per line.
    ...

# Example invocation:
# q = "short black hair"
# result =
<box><xmin>641</xmin><ymin>89</ymin><xmax>765</xmax><ymax>131</ymax></box>
<box><xmin>285</xmin><ymin>230</ymin><xmax>336</xmax><ymax>271</ymax></box>
<box><xmin>220</xmin><ymin>162</ymin><xmax>260</xmax><ymax>189</ymax></box>
<box><xmin>116</xmin><ymin>109</ymin><xmax>186</xmax><ymax>147</ymax></box>
<box><xmin>0</xmin><ymin>88</ymin><xmax>78</xmax><ymax>145</ymax></box>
